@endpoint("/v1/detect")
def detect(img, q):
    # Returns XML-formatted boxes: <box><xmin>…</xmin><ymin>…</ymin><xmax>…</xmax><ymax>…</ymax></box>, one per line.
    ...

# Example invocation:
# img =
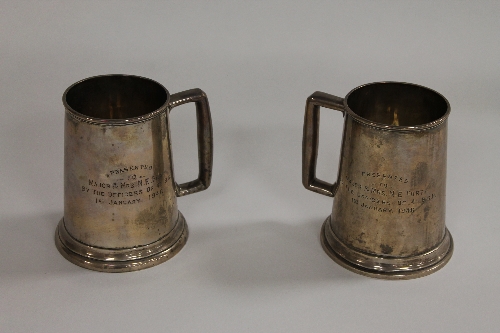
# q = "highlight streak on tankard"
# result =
<box><xmin>55</xmin><ymin>75</ymin><xmax>213</xmax><ymax>272</ymax></box>
<box><xmin>302</xmin><ymin>82</ymin><xmax>453</xmax><ymax>279</ymax></box>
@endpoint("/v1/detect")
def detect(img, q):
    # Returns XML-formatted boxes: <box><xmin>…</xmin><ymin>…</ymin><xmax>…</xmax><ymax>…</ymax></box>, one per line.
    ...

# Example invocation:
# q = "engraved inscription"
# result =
<box><xmin>360</xmin><ymin>171</ymin><xmax>408</xmax><ymax>183</ymax></box>
<box><xmin>80</xmin><ymin>164</ymin><xmax>171</xmax><ymax>205</ymax></box>
<box><xmin>342</xmin><ymin>171</ymin><xmax>436</xmax><ymax>214</ymax></box>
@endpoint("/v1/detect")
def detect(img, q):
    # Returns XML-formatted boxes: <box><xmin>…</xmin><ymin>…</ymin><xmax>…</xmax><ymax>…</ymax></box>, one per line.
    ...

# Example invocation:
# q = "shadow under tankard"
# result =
<box><xmin>186</xmin><ymin>220</ymin><xmax>361</xmax><ymax>288</ymax></box>
<box><xmin>0</xmin><ymin>212</ymin><xmax>72</xmax><ymax>279</ymax></box>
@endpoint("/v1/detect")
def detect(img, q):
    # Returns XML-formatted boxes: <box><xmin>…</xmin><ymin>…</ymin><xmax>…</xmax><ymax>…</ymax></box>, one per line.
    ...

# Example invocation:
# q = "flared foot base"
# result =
<box><xmin>320</xmin><ymin>216</ymin><xmax>453</xmax><ymax>280</ymax></box>
<box><xmin>55</xmin><ymin>212</ymin><xmax>188</xmax><ymax>272</ymax></box>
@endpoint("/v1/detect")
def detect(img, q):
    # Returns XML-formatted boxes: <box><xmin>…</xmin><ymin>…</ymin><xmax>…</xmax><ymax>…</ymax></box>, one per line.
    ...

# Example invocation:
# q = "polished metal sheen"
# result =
<box><xmin>303</xmin><ymin>82</ymin><xmax>453</xmax><ymax>279</ymax></box>
<box><xmin>56</xmin><ymin>75</ymin><xmax>213</xmax><ymax>272</ymax></box>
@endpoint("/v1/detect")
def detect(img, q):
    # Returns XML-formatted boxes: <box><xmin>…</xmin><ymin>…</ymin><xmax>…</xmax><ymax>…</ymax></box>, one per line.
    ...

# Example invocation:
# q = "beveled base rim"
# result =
<box><xmin>55</xmin><ymin>212</ymin><xmax>188</xmax><ymax>273</ymax></box>
<box><xmin>320</xmin><ymin>217</ymin><xmax>454</xmax><ymax>280</ymax></box>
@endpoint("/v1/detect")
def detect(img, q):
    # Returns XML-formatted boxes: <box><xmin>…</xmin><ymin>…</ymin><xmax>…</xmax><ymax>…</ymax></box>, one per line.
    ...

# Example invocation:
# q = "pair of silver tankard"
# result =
<box><xmin>56</xmin><ymin>75</ymin><xmax>453</xmax><ymax>279</ymax></box>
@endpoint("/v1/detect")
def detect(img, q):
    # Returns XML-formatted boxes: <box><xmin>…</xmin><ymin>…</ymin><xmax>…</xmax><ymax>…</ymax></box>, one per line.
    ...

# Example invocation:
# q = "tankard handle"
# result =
<box><xmin>169</xmin><ymin>89</ymin><xmax>213</xmax><ymax>197</ymax></box>
<box><xmin>302</xmin><ymin>91</ymin><xmax>345</xmax><ymax>197</ymax></box>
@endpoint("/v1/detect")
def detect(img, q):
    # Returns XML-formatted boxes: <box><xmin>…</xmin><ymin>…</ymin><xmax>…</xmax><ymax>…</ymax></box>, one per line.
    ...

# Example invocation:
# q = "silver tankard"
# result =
<box><xmin>302</xmin><ymin>82</ymin><xmax>453</xmax><ymax>279</ymax></box>
<box><xmin>55</xmin><ymin>74</ymin><xmax>213</xmax><ymax>272</ymax></box>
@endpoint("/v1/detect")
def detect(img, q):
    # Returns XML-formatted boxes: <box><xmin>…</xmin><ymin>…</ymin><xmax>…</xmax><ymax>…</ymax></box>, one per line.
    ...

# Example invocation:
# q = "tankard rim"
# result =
<box><xmin>62</xmin><ymin>74</ymin><xmax>171</xmax><ymax>126</ymax></box>
<box><xmin>344</xmin><ymin>81</ymin><xmax>451</xmax><ymax>132</ymax></box>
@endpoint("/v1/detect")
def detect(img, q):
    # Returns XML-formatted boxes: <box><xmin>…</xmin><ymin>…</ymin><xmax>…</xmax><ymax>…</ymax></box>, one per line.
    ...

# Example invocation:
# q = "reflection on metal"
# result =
<box><xmin>303</xmin><ymin>82</ymin><xmax>453</xmax><ymax>279</ymax></box>
<box><xmin>56</xmin><ymin>74</ymin><xmax>213</xmax><ymax>272</ymax></box>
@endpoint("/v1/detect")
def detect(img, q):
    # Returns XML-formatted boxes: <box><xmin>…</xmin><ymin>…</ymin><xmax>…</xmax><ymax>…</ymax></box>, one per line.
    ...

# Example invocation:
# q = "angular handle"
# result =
<box><xmin>302</xmin><ymin>91</ymin><xmax>345</xmax><ymax>197</ymax></box>
<box><xmin>169</xmin><ymin>89</ymin><xmax>213</xmax><ymax>197</ymax></box>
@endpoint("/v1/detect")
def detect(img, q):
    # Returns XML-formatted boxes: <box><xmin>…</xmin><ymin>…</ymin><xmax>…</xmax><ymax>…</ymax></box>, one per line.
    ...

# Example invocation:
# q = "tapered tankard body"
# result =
<box><xmin>303</xmin><ymin>82</ymin><xmax>453</xmax><ymax>279</ymax></box>
<box><xmin>56</xmin><ymin>75</ymin><xmax>213</xmax><ymax>272</ymax></box>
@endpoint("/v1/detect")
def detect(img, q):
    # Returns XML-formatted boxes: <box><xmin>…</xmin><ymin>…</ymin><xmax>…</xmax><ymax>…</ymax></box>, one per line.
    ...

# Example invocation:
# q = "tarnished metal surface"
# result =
<box><xmin>55</xmin><ymin>75</ymin><xmax>213</xmax><ymax>272</ymax></box>
<box><xmin>303</xmin><ymin>82</ymin><xmax>453</xmax><ymax>279</ymax></box>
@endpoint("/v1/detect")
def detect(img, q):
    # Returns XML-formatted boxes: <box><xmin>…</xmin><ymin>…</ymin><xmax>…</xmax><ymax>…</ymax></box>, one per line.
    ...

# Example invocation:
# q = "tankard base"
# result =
<box><xmin>55</xmin><ymin>212</ymin><xmax>188</xmax><ymax>272</ymax></box>
<box><xmin>320</xmin><ymin>216</ymin><xmax>453</xmax><ymax>280</ymax></box>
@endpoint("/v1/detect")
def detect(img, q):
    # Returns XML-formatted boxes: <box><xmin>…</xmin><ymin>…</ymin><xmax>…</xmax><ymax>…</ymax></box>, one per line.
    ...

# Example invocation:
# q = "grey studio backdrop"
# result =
<box><xmin>0</xmin><ymin>1</ymin><xmax>498</xmax><ymax>332</ymax></box>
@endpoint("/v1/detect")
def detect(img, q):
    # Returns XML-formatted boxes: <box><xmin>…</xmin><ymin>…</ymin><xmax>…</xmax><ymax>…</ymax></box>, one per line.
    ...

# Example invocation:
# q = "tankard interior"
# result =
<box><xmin>64</xmin><ymin>75</ymin><xmax>168</xmax><ymax>119</ymax></box>
<box><xmin>346</xmin><ymin>83</ymin><xmax>448</xmax><ymax>126</ymax></box>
